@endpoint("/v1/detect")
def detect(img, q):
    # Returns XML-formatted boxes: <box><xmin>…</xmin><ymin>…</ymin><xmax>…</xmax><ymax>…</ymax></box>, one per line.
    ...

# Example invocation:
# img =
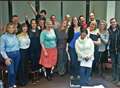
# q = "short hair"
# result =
<box><xmin>40</xmin><ymin>9</ymin><xmax>47</xmax><ymax>15</ymax></box>
<box><xmin>30</xmin><ymin>19</ymin><xmax>36</xmax><ymax>25</ymax></box>
<box><xmin>81</xmin><ymin>29</ymin><xmax>88</xmax><ymax>35</ymax></box>
<box><xmin>110</xmin><ymin>18</ymin><xmax>117</xmax><ymax>23</ymax></box>
<box><xmin>10</xmin><ymin>15</ymin><xmax>19</xmax><ymax>22</ymax></box>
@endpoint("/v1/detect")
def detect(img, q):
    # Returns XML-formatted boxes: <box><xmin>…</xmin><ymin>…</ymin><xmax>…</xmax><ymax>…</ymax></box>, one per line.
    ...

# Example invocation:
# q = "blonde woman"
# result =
<box><xmin>97</xmin><ymin>20</ymin><xmax>109</xmax><ymax>76</ymax></box>
<box><xmin>39</xmin><ymin>21</ymin><xmax>57</xmax><ymax>81</ymax></box>
<box><xmin>0</xmin><ymin>23</ymin><xmax>20</xmax><ymax>88</ymax></box>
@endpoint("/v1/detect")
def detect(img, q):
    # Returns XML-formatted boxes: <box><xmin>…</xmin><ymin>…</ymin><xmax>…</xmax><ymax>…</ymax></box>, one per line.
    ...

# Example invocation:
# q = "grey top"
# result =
<box><xmin>98</xmin><ymin>31</ymin><xmax>109</xmax><ymax>52</ymax></box>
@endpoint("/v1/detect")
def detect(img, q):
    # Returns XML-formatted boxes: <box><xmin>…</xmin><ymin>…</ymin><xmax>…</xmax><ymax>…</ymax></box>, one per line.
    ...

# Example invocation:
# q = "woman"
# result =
<box><xmin>87</xmin><ymin>21</ymin><xmax>101</xmax><ymax>73</ymax></box>
<box><xmin>56</xmin><ymin>20</ymin><xmax>68</xmax><ymax>76</ymax></box>
<box><xmin>39</xmin><ymin>21</ymin><xmax>57</xmax><ymax>81</ymax></box>
<box><xmin>75</xmin><ymin>29</ymin><xmax>94</xmax><ymax>86</ymax></box>
<box><xmin>98</xmin><ymin>20</ymin><xmax>109</xmax><ymax>76</ymax></box>
<box><xmin>29</xmin><ymin>19</ymin><xmax>40</xmax><ymax>83</ymax></box>
<box><xmin>67</xmin><ymin>16</ymin><xmax>81</xmax><ymax>79</ymax></box>
<box><xmin>17</xmin><ymin>23</ymin><xmax>30</xmax><ymax>86</ymax></box>
<box><xmin>0</xmin><ymin>23</ymin><xmax>20</xmax><ymax>88</ymax></box>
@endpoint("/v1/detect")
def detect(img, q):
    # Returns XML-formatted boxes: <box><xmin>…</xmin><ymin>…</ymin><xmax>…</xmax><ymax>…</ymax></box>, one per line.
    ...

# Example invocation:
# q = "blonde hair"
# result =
<box><xmin>99</xmin><ymin>20</ymin><xmax>107</xmax><ymax>31</ymax></box>
<box><xmin>6</xmin><ymin>22</ymin><xmax>16</xmax><ymax>33</ymax></box>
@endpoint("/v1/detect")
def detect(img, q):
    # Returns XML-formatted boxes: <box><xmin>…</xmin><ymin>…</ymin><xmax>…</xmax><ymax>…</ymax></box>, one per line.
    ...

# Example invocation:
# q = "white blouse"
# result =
<box><xmin>17</xmin><ymin>34</ymin><xmax>30</xmax><ymax>49</ymax></box>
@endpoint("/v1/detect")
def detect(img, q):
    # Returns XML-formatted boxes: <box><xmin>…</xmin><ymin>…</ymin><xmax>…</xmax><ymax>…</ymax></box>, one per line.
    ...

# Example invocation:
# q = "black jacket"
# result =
<box><xmin>108</xmin><ymin>24</ymin><xmax>120</xmax><ymax>53</ymax></box>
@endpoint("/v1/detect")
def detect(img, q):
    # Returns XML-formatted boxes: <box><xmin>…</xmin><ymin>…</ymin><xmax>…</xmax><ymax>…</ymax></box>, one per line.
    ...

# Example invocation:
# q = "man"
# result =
<box><xmin>108</xmin><ymin>18</ymin><xmax>120</xmax><ymax>87</ymax></box>
<box><xmin>10</xmin><ymin>15</ymin><xmax>21</xmax><ymax>34</ymax></box>
<box><xmin>50</xmin><ymin>15</ymin><xmax>60</xmax><ymax>29</ymax></box>
<box><xmin>88</xmin><ymin>12</ymin><xmax>100</xmax><ymax>28</ymax></box>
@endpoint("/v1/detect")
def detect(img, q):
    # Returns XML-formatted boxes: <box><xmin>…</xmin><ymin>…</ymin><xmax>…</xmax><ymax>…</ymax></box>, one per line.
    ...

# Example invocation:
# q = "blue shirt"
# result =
<box><xmin>0</xmin><ymin>33</ymin><xmax>20</xmax><ymax>59</ymax></box>
<box><xmin>69</xmin><ymin>32</ymin><xmax>80</xmax><ymax>48</ymax></box>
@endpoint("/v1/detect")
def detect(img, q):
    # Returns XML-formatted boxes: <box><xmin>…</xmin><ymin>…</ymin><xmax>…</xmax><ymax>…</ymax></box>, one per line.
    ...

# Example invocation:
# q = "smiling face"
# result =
<box><xmin>22</xmin><ymin>25</ymin><xmax>28</xmax><ymax>33</ymax></box>
<box><xmin>110</xmin><ymin>18</ymin><xmax>117</xmax><ymax>29</ymax></box>
<box><xmin>46</xmin><ymin>21</ymin><xmax>53</xmax><ymax>30</ymax></box>
<box><xmin>6</xmin><ymin>23</ymin><xmax>16</xmax><ymax>34</ymax></box>
<box><xmin>72</xmin><ymin>17</ymin><xmax>78</xmax><ymax>26</ymax></box>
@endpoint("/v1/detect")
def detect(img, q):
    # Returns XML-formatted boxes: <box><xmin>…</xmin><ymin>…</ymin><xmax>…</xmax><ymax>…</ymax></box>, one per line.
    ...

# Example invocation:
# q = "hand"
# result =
<box><xmin>84</xmin><ymin>57</ymin><xmax>89</xmax><ymax>61</ymax></box>
<box><xmin>44</xmin><ymin>51</ymin><xmax>48</xmax><ymax>57</ymax></box>
<box><xmin>5</xmin><ymin>58</ymin><xmax>12</xmax><ymax>65</ymax></box>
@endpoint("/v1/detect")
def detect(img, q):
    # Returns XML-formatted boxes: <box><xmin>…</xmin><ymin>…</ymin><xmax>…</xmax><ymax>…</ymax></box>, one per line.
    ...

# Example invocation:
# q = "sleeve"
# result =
<box><xmin>0</xmin><ymin>36</ymin><xmax>9</xmax><ymax>59</ymax></box>
<box><xmin>100</xmin><ymin>32</ymin><xmax>109</xmax><ymax>44</ymax></box>
<box><xmin>40</xmin><ymin>31</ymin><xmax>45</xmax><ymax>44</ymax></box>
<box><xmin>88</xmin><ymin>38</ymin><xmax>94</xmax><ymax>60</ymax></box>
<box><xmin>75</xmin><ymin>39</ymin><xmax>85</xmax><ymax>60</ymax></box>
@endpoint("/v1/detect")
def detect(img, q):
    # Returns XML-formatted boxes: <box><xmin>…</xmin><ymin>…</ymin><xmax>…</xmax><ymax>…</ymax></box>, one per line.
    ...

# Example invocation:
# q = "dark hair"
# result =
<box><xmin>70</xmin><ymin>16</ymin><xmax>80</xmax><ymax>28</ymax></box>
<box><xmin>79</xmin><ymin>15</ymin><xmax>84</xmax><ymax>19</ymax></box>
<box><xmin>10</xmin><ymin>15</ymin><xmax>19</xmax><ymax>22</ymax></box>
<box><xmin>50</xmin><ymin>15</ymin><xmax>56</xmax><ymax>19</ymax></box>
<box><xmin>18</xmin><ymin>23</ymin><xmax>28</xmax><ymax>34</ymax></box>
<box><xmin>30</xmin><ymin>19</ymin><xmax>36</xmax><ymax>25</ymax></box>
<box><xmin>81</xmin><ymin>29</ymin><xmax>88</xmax><ymax>35</ymax></box>
<box><xmin>40</xmin><ymin>9</ymin><xmax>47</xmax><ymax>15</ymax></box>
<box><xmin>110</xmin><ymin>18</ymin><xmax>117</xmax><ymax>22</ymax></box>
<box><xmin>37</xmin><ymin>16</ymin><xmax>46</xmax><ymax>29</ymax></box>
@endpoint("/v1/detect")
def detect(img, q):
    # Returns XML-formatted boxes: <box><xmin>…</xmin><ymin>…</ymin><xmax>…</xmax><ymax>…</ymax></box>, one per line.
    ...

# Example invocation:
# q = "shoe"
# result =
<box><xmin>70</xmin><ymin>76</ymin><xmax>74</xmax><ymax>80</ymax></box>
<box><xmin>116</xmin><ymin>81</ymin><xmax>120</xmax><ymax>87</ymax></box>
<box><xmin>77</xmin><ymin>75</ymin><xmax>80</xmax><ymax>79</ymax></box>
<box><xmin>47</xmin><ymin>76</ymin><xmax>52</xmax><ymax>81</ymax></box>
<box><xmin>13</xmin><ymin>85</ymin><xmax>17</xmax><ymax>88</ymax></box>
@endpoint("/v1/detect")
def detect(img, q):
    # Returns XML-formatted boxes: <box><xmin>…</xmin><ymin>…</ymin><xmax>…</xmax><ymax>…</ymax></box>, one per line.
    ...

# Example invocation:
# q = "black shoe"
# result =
<box><xmin>47</xmin><ymin>76</ymin><xmax>52</xmax><ymax>81</ymax></box>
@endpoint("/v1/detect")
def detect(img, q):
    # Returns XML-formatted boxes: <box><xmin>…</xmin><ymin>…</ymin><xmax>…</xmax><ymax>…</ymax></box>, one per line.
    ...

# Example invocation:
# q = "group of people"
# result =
<box><xmin>0</xmin><ymin>5</ymin><xmax>120</xmax><ymax>88</ymax></box>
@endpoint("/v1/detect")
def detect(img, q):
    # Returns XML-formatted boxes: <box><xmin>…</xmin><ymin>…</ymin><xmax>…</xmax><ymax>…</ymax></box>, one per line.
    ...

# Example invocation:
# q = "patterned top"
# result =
<box><xmin>40</xmin><ymin>29</ymin><xmax>57</xmax><ymax>48</ymax></box>
<box><xmin>17</xmin><ymin>34</ymin><xmax>30</xmax><ymax>49</ymax></box>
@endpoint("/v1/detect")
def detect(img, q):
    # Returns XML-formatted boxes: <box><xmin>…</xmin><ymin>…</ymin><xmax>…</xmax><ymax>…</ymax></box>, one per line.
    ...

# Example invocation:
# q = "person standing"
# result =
<box><xmin>17</xmin><ymin>23</ymin><xmax>30</xmax><ymax>86</ymax></box>
<box><xmin>56</xmin><ymin>20</ymin><xmax>68</xmax><ymax>76</ymax></box>
<box><xmin>108</xmin><ymin>18</ymin><xmax>120</xmax><ymax>87</ymax></box>
<box><xmin>97</xmin><ymin>20</ymin><xmax>109</xmax><ymax>77</ymax></box>
<box><xmin>0</xmin><ymin>23</ymin><xmax>20</xmax><ymax>88</ymax></box>
<box><xmin>75</xmin><ymin>29</ymin><xmax>94</xmax><ymax>86</ymax></box>
<box><xmin>67</xmin><ymin>16</ymin><xmax>81</xmax><ymax>80</ymax></box>
<box><xmin>39</xmin><ymin>21</ymin><xmax>57</xmax><ymax>81</ymax></box>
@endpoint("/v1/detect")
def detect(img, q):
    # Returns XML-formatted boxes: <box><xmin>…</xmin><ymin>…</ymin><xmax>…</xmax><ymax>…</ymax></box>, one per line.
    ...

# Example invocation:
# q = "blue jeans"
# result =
<box><xmin>68</xmin><ymin>47</ymin><xmax>79</xmax><ymax>77</ymax></box>
<box><xmin>7</xmin><ymin>50</ymin><xmax>20</xmax><ymax>87</ymax></box>
<box><xmin>111</xmin><ymin>52</ymin><xmax>120</xmax><ymax>81</ymax></box>
<box><xmin>80</xmin><ymin>66</ymin><xmax>92</xmax><ymax>86</ymax></box>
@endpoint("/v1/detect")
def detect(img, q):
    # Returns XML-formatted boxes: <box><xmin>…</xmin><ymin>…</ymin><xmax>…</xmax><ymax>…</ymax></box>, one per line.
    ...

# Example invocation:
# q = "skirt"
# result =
<box><xmin>39</xmin><ymin>48</ymin><xmax>57</xmax><ymax>68</ymax></box>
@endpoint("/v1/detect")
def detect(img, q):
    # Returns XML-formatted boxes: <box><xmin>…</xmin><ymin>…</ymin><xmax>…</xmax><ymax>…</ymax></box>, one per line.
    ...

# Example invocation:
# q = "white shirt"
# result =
<box><xmin>17</xmin><ymin>34</ymin><xmax>30</xmax><ymax>49</ymax></box>
<box><xmin>75</xmin><ymin>37</ymin><xmax>94</xmax><ymax>68</ymax></box>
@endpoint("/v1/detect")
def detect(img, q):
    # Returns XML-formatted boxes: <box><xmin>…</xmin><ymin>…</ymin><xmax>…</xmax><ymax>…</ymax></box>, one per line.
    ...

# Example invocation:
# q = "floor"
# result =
<box><xmin>18</xmin><ymin>72</ymin><xmax>119</xmax><ymax>88</ymax></box>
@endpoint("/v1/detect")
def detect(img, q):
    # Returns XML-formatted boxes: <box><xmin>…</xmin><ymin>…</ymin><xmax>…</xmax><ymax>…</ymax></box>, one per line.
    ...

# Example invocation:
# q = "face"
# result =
<box><xmin>99</xmin><ymin>22</ymin><xmax>106</xmax><ymax>31</ymax></box>
<box><xmin>38</xmin><ymin>20</ymin><xmax>45</xmax><ymax>27</ymax></box>
<box><xmin>89</xmin><ymin>13</ymin><xmax>95</xmax><ymax>21</ymax></box>
<box><xmin>73</xmin><ymin>17</ymin><xmax>78</xmax><ymax>26</ymax></box>
<box><xmin>7</xmin><ymin>25</ymin><xmax>16</xmax><ymax>34</ymax></box>
<box><xmin>46</xmin><ymin>21</ymin><xmax>53</xmax><ymax>29</ymax></box>
<box><xmin>12</xmin><ymin>17</ymin><xmax>19</xmax><ymax>24</ymax></box>
<box><xmin>90</xmin><ymin>22</ymin><xmax>96</xmax><ymax>30</ymax></box>
<box><xmin>40</xmin><ymin>12</ymin><xmax>46</xmax><ymax>17</ymax></box>
<box><xmin>22</xmin><ymin>26</ymin><xmax>28</xmax><ymax>33</ymax></box>
<box><xmin>79</xmin><ymin>16</ymin><xmax>85</xmax><ymax>22</ymax></box>
<box><xmin>110</xmin><ymin>19</ymin><xmax>117</xmax><ymax>29</ymax></box>
<box><xmin>81</xmin><ymin>32</ymin><xmax>87</xmax><ymax>39</ymax></box>
<box><xmin>31</xmin><ymin>20</ymin><xmax>37</xmax><ymax>29</ymax></box>
<box><xmin>50</xmin><ymin>16</ymin><xmax>56</xmax><ymax>23</ymax></box>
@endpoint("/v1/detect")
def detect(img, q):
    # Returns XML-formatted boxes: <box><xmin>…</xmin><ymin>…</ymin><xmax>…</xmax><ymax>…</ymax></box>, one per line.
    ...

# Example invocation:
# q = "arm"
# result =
<box><xmin>40</xmin><ymin>31</ymin><xmax>48</xmax><ymax>56</ymax></box>
<box><xmin>93</xmin><ymin>38</ymin><xmax>101</xmax><ymax>45</ymax></box>
<box><xmin>0</xmin><ymin>36</ymin><xmax>12</xmax><ymax>65</ymax></box>
<box><xmin>100</xmin><ymin>32</ymin><xmax>109</xmax><ymax>44</ymax></box>
<box><xmin>27</xmin><ymin>1</ymin><xmax>37</xmax><ymax>16</ymax></box>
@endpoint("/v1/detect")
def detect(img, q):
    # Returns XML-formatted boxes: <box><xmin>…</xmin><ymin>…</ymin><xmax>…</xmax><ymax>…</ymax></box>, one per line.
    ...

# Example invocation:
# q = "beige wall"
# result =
<box><xmin>90</xmin><ymin>1</ymin><xmax>107</xmax><ymax>20</ymax></box>
<box><xmin>116</xmin><ymin>1</ymin><xmax>120</xmax><ymax>24</ymax></box>
<box><xmin>12</xmin><ymin>1</ymin><xmax>35</xmax><ymax>23</ymax></box>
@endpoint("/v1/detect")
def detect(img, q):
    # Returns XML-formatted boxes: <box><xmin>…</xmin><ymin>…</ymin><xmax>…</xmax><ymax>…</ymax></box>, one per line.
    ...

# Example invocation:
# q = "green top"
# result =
<box><xmin>40</xmin><ymin>29</ymin><xmax>57</xmax><ymax>48</ymax></box>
